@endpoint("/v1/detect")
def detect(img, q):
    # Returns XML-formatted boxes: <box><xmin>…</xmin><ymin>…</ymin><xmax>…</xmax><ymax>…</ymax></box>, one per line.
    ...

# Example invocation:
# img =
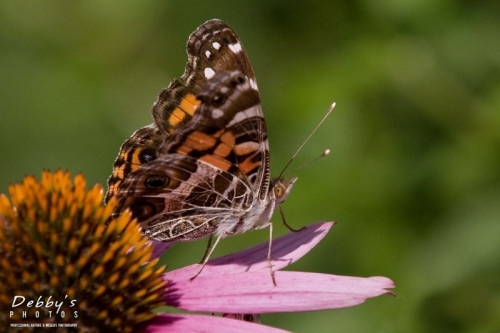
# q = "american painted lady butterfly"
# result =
<box><xmin>105</xmin><ymin>19</ymin><xmax>299</xmax><ymax>271</ymax></box>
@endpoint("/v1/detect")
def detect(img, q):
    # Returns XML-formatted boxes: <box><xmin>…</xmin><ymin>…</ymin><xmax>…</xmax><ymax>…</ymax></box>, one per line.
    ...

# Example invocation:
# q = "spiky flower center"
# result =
<box><xmin>0</xmin><ymin>170</ymin><xmax>166</xmax><ymax>332</ymax></box>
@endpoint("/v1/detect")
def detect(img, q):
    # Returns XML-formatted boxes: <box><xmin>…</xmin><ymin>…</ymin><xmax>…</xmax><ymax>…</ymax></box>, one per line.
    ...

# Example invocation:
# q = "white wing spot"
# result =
<box><xmin>212</xmin><ymin>42</ymin><xmax>221</xmax><ymax>50</ymax></box>
<box><xmin>249</xmin><ymin>78</ymin><xmax>258</xmax><ymax>90</ymax></box>
<box><xmin>212</xmin><ymin>108</ymin><xmax>224</xmax><ymax>119</ymax></box>
<box><xmin>204</xmin><ymin>67</ymin><xmax>215</xmax><ymax>79</ymax></box>
<box><xmin>229</xmin><ymin>42</ymin><xmax>242</xmax><ymax>53</ymax></box>
<box><xmin>205</xmin><ymin>50</ymin><xmax>211</xmax><ymax>58</ymax></box>
<box><xmin>227</xmin><ymin>105</ymin><xmax>261</xmax><ymax>127</ymax></box>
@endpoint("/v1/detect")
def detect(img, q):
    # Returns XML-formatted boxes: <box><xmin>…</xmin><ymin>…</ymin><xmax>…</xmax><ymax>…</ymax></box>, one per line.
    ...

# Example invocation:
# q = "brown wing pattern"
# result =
<box><xmin>106</xmin><ymin>20</ymin><xmax>272</xmax><ymax>241</ymax></box>
<box><xmin>162</xmin><ymin>71</ymin><xmax>269</xmax><ymax>193</ymax></box>
<box><xmin>115</xmin><ymin>71</ymin><xmax>270</xmax><ymax>241</ymax></box>
<box><xmin>106</xmin><ymin>19</ymin><xmax>257</xmax><ymax>202</ymax></box>
<box><xmin>152</xmin><ymin>19</ymin><xmax>257</xmax><ymax>133</ymax></box>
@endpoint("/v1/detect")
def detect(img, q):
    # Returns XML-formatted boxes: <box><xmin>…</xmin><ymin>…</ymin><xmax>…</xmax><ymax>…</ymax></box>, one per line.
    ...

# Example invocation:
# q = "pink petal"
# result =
<box><xmin>144</xmin><ymin>314</ymin><xmax>290</xmax><ymax>333</ymax></box>
<box><xmin>165</xmin><ymin>221</ymin><xmax>334</xmax><ymax>281</ymax></box>
<box><xmin>165</xmin><ymin>271</ymin><xmax>395</xmax><ymax>314</ymax></box>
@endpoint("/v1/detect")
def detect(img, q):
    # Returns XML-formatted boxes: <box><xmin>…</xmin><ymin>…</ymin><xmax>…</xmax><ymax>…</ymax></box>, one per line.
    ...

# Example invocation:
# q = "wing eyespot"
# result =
<box><xmin>130</xmin><ymin>202</ymin><xmax>156</xmax><ymax>221</ymax></box>
<box><xmin>212</xmin><ymin>93</ymin><xmax>226</xmax><ymax>106</ymax></box>
<box><xmin>139</xmin><ymin>148</ymin><xmax>157</xmax><ymax>163</ymax></box>
<box><xmin>229</xmin><ymin>72</ymin><xmax>246</xmax><ymax>87</ymax></box>
<box><xmin>235</xmin><ymin>73</ymin><xmax>246</xmax><ymax>85</ymax></box>
<box><xmin>146</xmin><ymin>175</ymin><xmax>170</xmax><ymax>189</ymax></box>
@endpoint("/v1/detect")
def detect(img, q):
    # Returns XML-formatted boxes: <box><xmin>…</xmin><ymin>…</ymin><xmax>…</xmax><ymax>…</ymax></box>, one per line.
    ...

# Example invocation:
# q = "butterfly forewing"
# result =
<box><xmin>106</xmin><ymin>20</ymin><xmax>277</xmax><ymax>243</ymax></box>
<box><xmin>152</xmin><ymin>19</ymin><xmax>257</xmax><ymax>133</ymax></box>
<box><xmin>183</xmin><ymin>19</ymin><xmax>256</xmax><ymax>89</ymax></box>
<box><xmin>106</xmin><ymin>19</ymin><xmax>257</xmax><ymax>203</ymax></box>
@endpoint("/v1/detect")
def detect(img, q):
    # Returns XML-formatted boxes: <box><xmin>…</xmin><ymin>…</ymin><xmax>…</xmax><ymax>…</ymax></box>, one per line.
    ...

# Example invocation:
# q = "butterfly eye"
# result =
<box><xmin>130</xmin><ymin>202</ymin><xmax>156</xmax><ymax>221</ymax></box>
<box><xmin>146</xmin><ymin>175</ymin><xmax>170</xmax><ymax>189</ymax></box>
<box><xmin>274</xmin><ymin>184</ymin><xmax>287</xmax><ymax>201</ymax></box>
<box><xmin>212</xmin><ymin>93</ymin><xmax>226</xmax><ymax>106</ymax></box>
<box><xmin>274</xmin><ymin>186</ymin><xmax>283</xmax><ymax>197</ymax></box>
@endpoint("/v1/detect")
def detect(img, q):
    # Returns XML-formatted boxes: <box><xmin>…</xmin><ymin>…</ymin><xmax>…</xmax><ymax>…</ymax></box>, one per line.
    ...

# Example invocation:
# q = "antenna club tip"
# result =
<box><xmin>323</xmin><ymin>149</ymin><xmax>331</xmax><ymax>156</ymax></box>
<box><xmin>330</xmin><ymin>102</ymin><xmax>336</xmax><ymax>109</ymax></box>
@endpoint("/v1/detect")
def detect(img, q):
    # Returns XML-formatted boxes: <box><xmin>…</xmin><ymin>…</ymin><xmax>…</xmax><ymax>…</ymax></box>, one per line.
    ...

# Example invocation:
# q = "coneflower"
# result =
<box><xmin>0</xmin><ymin>170</ymin><xmax>166</xmax><ymax>332</ymax></box>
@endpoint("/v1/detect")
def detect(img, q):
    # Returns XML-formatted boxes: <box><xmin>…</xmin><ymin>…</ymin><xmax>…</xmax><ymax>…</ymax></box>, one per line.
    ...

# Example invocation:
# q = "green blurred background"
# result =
<box><xmin>1</xmin><ymin>1</ymin><xmax>499</xmax><ymax>332</ymax></box>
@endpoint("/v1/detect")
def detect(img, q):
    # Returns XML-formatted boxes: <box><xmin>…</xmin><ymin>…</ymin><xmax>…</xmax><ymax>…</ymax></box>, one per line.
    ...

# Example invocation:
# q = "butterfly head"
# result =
<box><xmin>271</xmin><ymin>177</ymin><xmax>297</xmax><ymax>204</ymax></box>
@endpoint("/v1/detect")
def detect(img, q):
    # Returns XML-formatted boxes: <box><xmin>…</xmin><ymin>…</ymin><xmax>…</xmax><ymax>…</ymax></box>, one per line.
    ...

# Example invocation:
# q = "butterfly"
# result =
<box><xmin>105</xmin><ymin>19</ymin><xmax>298</xmax><ymax>276</ymax></box>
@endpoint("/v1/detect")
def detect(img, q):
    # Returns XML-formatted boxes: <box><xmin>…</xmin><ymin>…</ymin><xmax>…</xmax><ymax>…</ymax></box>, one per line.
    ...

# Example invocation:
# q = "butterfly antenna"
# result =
<box><xmin>281</xmin><ymin>149</ymin><xmax>330</xmax><ymax>178</ymax></box>
<box><xmin>277</xmin><ymin>102</ymin><xmax>336</xmax><ymax>180</ymax></box>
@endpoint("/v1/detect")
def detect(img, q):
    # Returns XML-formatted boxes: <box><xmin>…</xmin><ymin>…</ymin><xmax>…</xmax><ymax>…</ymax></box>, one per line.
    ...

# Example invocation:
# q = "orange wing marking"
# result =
<box><xmin>186</xmin><ymin>131</ymin><xmax>217</xmax><ymax>151</ymax></box>
<box><xmin>167</xmin><ymin>93</ymin><xmax>201</xmax><ymax>129</ymax></box>
<box><xmin>200</xmin><ymin>154</ymin><xmax>232</xmax><ymax>171</ymax></box>
<box><xmin>214</xmin><ymin>131</ymin><xmax>236</xmax><ymax>157</ymax></box>
<box><xmin>239</xmin><ymin>155</ymin><xmax>260</xmax><ymax>175</ymax></box>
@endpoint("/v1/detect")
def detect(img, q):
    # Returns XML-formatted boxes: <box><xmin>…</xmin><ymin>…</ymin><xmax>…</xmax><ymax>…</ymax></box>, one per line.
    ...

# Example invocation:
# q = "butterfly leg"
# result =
<box><xmin>279</xmin><ymin>205</ymin><xmax>305</xmax><ymax>232</ymax></box>
<box><xmin>190</xmin><ymin>233</ymin><xmax>225</xmax><ymax>281</ymax></box>
<box><xmin>198</xmin><ymin>234</ymin><xmax>213</xmax><ymax>264</ymax></box>
<box><xmin>253</xmin><ymin>222</ymin><xmax>277</xmax><ymax>286</ymax></box>
<box><xmin>267</xmin><ymin>222</ymin><xmax>277</xmax><ymax>286</ymax></box>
